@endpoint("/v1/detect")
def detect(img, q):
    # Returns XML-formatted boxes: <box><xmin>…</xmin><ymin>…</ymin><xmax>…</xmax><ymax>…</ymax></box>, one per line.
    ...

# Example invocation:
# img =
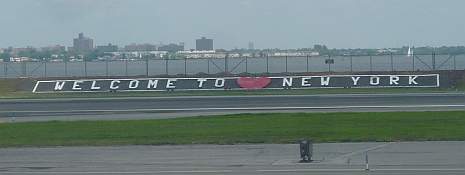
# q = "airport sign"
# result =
<box><xmin>33</xmin><ymin>74</ymin><xmax>440</xmax><ymax>93</ymax></box>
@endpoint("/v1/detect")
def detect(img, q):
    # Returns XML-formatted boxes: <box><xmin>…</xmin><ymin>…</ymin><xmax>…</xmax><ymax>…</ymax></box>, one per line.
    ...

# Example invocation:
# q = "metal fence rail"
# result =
<box><xmin>1</xmin><ymin>53</ymin><xmax>464</xmax><ymax>78</ymax></box>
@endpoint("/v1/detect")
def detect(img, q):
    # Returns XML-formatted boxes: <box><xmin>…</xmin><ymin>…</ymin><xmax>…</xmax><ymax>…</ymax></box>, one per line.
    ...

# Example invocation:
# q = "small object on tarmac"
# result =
<box><xmin>299</xmin><ymin>139</ymin><xmax>313</xmax><ymax>163</ymax></box>
<box><xmin>365</xmin><ymin>152</ymin><xmax>370</xmax><ymax>171</ymax></box>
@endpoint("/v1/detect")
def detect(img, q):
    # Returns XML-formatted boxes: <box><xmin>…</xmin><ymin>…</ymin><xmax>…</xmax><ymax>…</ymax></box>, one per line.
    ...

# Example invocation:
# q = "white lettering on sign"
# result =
<box><xmin>283</xmin><ymin>77</ymin><xmax>293</xmax><ymax>87</ymax></box>
<box><xmin>90</xmin><ymin>81</ymin><xmax>101</xmax><ymax>90</ymax></box>
<box><xmin>32</xmin><ymin>74</ymin><xmax>440</xmax><ymax>93</ymax></box>
<box><xmin>409</xmin><ymin>76</ymin><xmax>418</xmax><ymax>85</ymax></box>
<box><xmin>301</xmin><ymin>77</ymin><xmax>311</xmax><ymax>87</ymax></box>
<box><xmin>72</xmin><ymin>81</ymin><xmax>83</xmax><ymax>90</ymax></box>
<box><xmin>54</xmin><ymin>81</ymin><xmax>66</xmax><ymax>90</ymax></box>
<box><xmin>166</xmin><ymin>79</ymin><xmax>176</xmax><ymax>88</ymax></box>
<box><xmin>390</xmin><ymin>76</ymin><xmax>400</xmax><ymax>85</ymax></box>
<box><xmin>128</xmin><ymin>80</ymin><xmax>139</xmax><ymax>89</ymax></box>
<box><xmin>321</xmin><ymin>77</ymin><xmax>330</xmax><ymax>86</ymax></box>
<box><xmin>215</xmin><ymin>78</ymin><xmax>225</xmax><ymax>87</ymax></box>
<box><xmin>351</xmin><ymin>77</ymin><xmax>361</xmax><ymax>86</ymax></box>
<box><xmin>198</xmin><ymin>78</ymin><xmax>207</xmax><ymax>88</ymax></box>
<box><xmin>147</xmin><ymin>79</ymin><xmax>158</xmax><ymax>89</ymax></box>
<box><xmin>110</xmin><ymin>80</ymin><xmax>120</xmax><ymax>90</ymax></box>
<box><xmin>370</xmin><ymin>76</ymin><xmax>380</xmax><ymax>85</ymax></box>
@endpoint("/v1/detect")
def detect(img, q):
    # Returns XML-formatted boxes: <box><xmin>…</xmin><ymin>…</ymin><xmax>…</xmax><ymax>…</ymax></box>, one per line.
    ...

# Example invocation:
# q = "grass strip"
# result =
<box><xmin>0</xmin><ymin>111</ymin><xmax>464</xmax><ymax>147</ymax></box>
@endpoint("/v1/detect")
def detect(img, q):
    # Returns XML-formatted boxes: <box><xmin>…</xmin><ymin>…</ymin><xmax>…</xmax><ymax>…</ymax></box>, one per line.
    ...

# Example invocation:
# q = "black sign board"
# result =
<box><xmin>33</xmin><ymin>74</ymin><xmax>440</xmax><ymax>93</ymax></box>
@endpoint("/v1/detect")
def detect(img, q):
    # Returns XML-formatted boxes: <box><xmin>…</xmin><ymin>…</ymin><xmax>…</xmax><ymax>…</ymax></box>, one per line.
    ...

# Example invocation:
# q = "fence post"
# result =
<box><xmin>350</xmin><ymin>55</ymin><xmax>353</xmax><ymax>73</ymax></box>
<box><xmin>390</xmin><ymin>52</ymin><xmax>394</xmax><ymax>72</ymax></box>
<box><xmin>266</xmin><ymin>54</ymin><xmax>269</xmax><ymax>74</ymax></box>
<box><xmin>184</xmin><ymin>57</ymin><xmax>187</xmax><ymax>77</ymax></box>
<box><xmin>165</xmin><ymin>57</ymin><xmax>169</xmax><ymax>75</ymax></box>
<box><xmin>224</xmin><ymin>55</ymin><xmax>228</xmax><ymax>74</ymax></box>
<box><xmin>245</xmin><ymin>56</ymin><xmax>248</xmax><ymax>73</ymax></box>
<box><xmin>84</xmin><ymin>59</ymin><xmax>87</xmax><ymax>77</ymax></box>
<box><xmin>125</xmin><ymin>59</ymin><xmax>128</xmax><ymax>76</ymax></box>
<box><xmin>369</xmin><ymin>55</ymin><xmax>373</xmax><ymax>73</ymax></box>
<box><xmin>64</xmin><ymin>60</ymin><xmax>68</xmax><ymax>77</ymax></box>
<box><xmin>21</xmin><ymin>61</ymin><xmax>27</xmax><ymax>77</ymax></box>
<box><xmin>145</xmin><ymin>56</ymin><xmax>149</xmax><ymax>77</ymax></box>
<box><xmin>432</xmin><ymin>52</ymin><xmax>436</xmax><ymax>70</ymax></box>
<box><xmin>44</xmin><ymin>60</ymin><xmax>47</xmax><ymax>78</ymax></box>
<box><xmin>328</xmin><ymin>55</ymin><xmax>332</xmax><ymax>73</ymax></box>
<box><xmin>105</xmin><ymin>59</ymin><xmax>109</xmax><ymax>77</ymax></box>
<box><xmin>306</xmin><ymin>55</ymin><xmax>309</xmax><ymax>73</ymax></box>
<box><xmin>285</xmin><ymin>56</ymin><xmax>288</xmax><ymax>74</ymax></box>
<box><xmin>3</xmin><ymin>63</ymin><xmax>7</xmax><ymax>77</ymax></box>
<box><xmin>207</xmin><ymin>59</ymin><xmax>210</xmax><ymax>74</ymax></box>
<box><xmin>412</xmin><ymin>53</ymin><xmax>415</xmax><ymax>72</ymax></box>
<box><xmin>453</xmin><ymin>55</ymin><xmax>456</xmax><ymax>71</ymax></box>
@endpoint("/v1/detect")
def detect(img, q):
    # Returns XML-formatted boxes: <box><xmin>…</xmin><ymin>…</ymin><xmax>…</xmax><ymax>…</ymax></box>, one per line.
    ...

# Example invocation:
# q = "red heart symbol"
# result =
<box><xmin>237</xmin><ymin>77</ymin><xmax>271</xmax><ymax>89</ymax></box>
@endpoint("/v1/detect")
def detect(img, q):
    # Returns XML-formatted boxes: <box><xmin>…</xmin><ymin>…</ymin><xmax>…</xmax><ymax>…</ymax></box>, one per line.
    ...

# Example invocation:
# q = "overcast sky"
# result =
<box><xmin>1</xmin><ymin>0</ymin><xmax>464</xmax><ymax>49</ymax></box>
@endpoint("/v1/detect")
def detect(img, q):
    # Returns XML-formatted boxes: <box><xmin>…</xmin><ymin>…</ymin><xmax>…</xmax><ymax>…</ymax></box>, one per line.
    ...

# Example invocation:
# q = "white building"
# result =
<box><xmin>271</xmin><ymin>51</ymin><xmax>319</xmax><ymax>57</ymax></box>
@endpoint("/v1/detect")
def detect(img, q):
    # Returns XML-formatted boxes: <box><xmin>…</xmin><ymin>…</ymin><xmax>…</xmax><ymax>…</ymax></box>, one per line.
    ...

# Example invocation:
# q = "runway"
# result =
<box><xmin>1</xmin><ymin>141</ymin><xmax>465</xmax><ymax>175</ymax></box>
<box><xmin>0</xmin><ymin>93</ymin><xmax>464</xmax><ymax>122</ymax></box>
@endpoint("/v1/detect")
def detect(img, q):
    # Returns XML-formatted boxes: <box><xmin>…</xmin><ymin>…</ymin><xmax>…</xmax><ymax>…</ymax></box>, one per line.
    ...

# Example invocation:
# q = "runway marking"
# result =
<box><xmin>327</xmin><ymin>142</ymin><xmax>394</xmax><ymax>163</ymax></box>
<box><xmin>3</xmin><ymin>104</ymin><xmax>465</xmax><ymax>114</ymax></box>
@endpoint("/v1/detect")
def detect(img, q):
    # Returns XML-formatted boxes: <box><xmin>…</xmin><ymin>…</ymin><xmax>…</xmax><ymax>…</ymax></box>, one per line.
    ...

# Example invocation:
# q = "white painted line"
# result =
<box><xmin>31</xmin><ymin>81</ymin><xmax>39</xmax><ymax>93</ymax></box>
<box><xmin>4</xmin><ymin>104</ymin><xmax>465</xmax><ymax>113</ymax></box>
<box><xmin>327</xmin><ymin>142</ymin><xmax>394</xmax><ymax>163</ymax></box>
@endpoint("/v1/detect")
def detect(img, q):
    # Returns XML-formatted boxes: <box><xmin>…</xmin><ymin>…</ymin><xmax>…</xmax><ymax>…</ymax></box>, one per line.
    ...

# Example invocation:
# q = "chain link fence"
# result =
<box><xmin>1</xmin><ymin>53</ymin><xmax>464</xmax><ymax>78</ymax></box>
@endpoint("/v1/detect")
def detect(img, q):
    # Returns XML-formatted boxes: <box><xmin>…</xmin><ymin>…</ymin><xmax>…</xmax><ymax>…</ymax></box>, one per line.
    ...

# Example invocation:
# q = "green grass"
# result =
<box><xmin>457</xmin><ymin>78</ymin><xmax>465</xmax><ymax>91</ymax></box>
<box><xmin>1</xmin><ymin>111</ymin><xmax>465</xmax><ymax>147</ymax></box>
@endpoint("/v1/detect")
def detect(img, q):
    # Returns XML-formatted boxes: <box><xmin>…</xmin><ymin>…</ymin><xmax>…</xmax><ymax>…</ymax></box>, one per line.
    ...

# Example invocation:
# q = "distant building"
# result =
<box><xmin>124</xmin><ymin>43</ymin><xmax>157</xmax><ymax>52</ymax></box>
<box><xmin>10</xmin><ymin>47</ymin><xmax>36</xmax><ymax>57</ymax></box>
<box><xmin>40</xmin><ymin>45</ymin><xmax>66</xmax><ymax>53</ymax></box>
<box><xmin>96</xmin><ymin>43</ymin><xmax>118</xmax><ymax>52</ymax></box>
<box><xmin>73</xmin><ymin>33</ymin><xmax>94</xmax><ymax>53</ymax></box>
<box><xmin>158</xmin><ymin>43</ymin><xmax>184</xmax><ymax>52</ymax></box>
<box><xmin>177</xmin><ymin>50</ymin><xmax>225</xmax><ymax>59</ymax></box>
<box><xmin>248</xmin><ymin>42</ymin><xmax>254</xmax><ymax>50</ymax></box>
<box><xmin>196</xmin><ymin>37</ymin><xmax>213</xmax><ymax>51</ymax></box>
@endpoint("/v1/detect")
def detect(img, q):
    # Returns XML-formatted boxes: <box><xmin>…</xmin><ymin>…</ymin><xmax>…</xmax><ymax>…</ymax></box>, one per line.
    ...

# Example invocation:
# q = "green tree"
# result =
<box><xmin>313</xmin><ymin>44</ymin><xmax>329</xmax><ymax>55</ymax></box>
<box><xmin>0</xmin><ymin>52</ymin><xmax>11</xmax><ymax>62</ymax></box>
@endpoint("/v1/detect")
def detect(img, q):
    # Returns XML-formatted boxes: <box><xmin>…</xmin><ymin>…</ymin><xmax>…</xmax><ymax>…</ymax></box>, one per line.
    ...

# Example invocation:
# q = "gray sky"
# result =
<box><xmin>1</xmin><ymin>0</ymin><xmax>464</xmax><ymax>49</ymax></box>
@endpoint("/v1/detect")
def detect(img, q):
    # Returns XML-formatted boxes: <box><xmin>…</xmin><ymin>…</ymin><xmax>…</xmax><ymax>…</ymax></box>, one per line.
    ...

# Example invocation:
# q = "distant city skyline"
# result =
<box><xmin>1</xmin><ymin>0</ymin><xmax>465</xmax><ymax>49</ymax></box>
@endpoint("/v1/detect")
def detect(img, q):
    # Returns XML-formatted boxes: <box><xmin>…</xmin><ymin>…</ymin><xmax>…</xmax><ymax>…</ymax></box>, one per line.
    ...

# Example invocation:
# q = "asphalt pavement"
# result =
<box><xmin>1</xmin><ymin>141</ymin><xmax>464</xmax><ymax>175</ymax></box>
<box><xmin>0</xmin><ymin>93</ymin><xmax>464</xmax><ymax>122</ymax></box>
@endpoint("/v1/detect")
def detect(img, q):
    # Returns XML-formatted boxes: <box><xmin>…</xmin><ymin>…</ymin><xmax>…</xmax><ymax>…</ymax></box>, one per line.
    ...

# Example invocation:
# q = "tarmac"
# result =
<box><xmin>1</xmin><ymin>141</ymin><xmax>465</xmax><ymax>174</ymax></box>
<box><xmin>0</xmin><ymin>93</ymin><xmax>464</xmax><ymax>122</ymax></box>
